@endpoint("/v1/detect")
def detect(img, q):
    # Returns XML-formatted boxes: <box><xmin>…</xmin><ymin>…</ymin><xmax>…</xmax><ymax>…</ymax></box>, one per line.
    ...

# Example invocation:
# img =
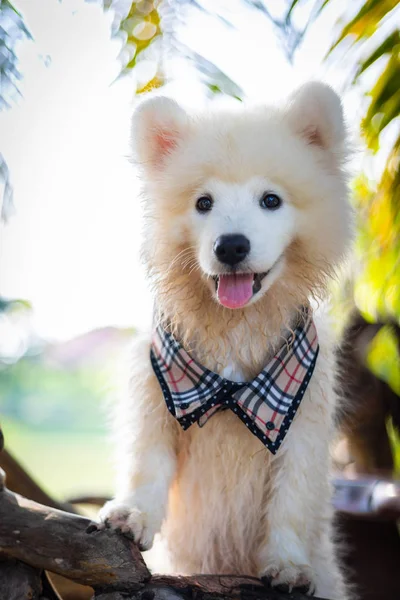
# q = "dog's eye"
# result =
<box><xmin>196</xmin><ymin>195</ymin><xmax>213</xmax><ymax>213</ymax></box>
<box><xmin>260</xmin><ymin>192</ymin><xmax>281</xmax><ymax>210</ymax></box>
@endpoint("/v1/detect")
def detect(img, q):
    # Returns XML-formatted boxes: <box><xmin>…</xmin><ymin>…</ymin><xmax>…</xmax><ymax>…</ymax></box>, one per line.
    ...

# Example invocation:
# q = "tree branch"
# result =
<box><xmin>0</xmin><ymin>467</ymin><xmax>150</xmax><ymax>591</ymax></box>
<box><xmin>0</xmin><ymin>557</ymin><xmax>43</xmax><ymax>600</ymax></box>
<box><xmin>139</xmin><ymin>575</ymin><xmax>321</xmax><ymax>600</ymax></box>
<box><xmin>0</xmin><ymin>466</ymin><xmax>322</xmax><ymax>599</ymax></box>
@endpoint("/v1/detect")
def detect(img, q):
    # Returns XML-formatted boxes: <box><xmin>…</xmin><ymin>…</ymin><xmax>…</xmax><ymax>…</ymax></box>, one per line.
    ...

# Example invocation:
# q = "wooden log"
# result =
<box><xmin>0</xmin><ymin>467</ymin><xmax>150</xmax><ymax>591</ymax></box>
<box><xmin>145</xmin><ymin>575</ymin><xmax>322</xmax><ymax>599</ymax></box>
<box><xmin>0</xmin><ymin>558</ymin><xmax>43</xmax><ymax>600</ymax></box>
<box><xmin>0</xmin><ymin>467</ymin><xmax>320</xmax><ymax>599</ymax></box>
<box><xmin>95</xmin><ymin>575</ymin><xmax>325</xmax><ymax>600</ymax></box>
<box><xmin>0</xmin><ymin>437</ymin><xmax>92</xmax><ymax>600</ymax></box>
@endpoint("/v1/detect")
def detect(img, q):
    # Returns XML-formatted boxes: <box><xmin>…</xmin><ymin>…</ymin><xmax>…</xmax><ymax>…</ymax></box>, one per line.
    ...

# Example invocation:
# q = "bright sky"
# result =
<box><xmin>0</xmin><ymin>0</ymin><xmax>362</xmax><ymax>341</ymax></box>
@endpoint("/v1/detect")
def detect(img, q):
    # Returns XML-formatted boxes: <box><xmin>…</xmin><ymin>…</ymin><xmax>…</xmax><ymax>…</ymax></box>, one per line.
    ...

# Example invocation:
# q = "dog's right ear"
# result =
<box><xmin>131</xmin><ymin>96</ymin><xmax>189</xmax><ymax>172</ymax></box>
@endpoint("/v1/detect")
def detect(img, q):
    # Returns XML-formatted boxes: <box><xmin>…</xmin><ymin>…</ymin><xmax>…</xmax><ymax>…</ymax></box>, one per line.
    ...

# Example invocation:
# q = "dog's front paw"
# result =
<box><xmin>258</xmin><ymin>544</ymin><xmax>315</xmax><ymax>596</ymax></box>
<box><xmin>261</xmin><ymin>564</ymin><xmax>315</xmax><ymax>595</ymax></box>
<box><xmin>98</xmin><ymin>500</ymin><xmax>156</xmax><ymax>551</ymax></box>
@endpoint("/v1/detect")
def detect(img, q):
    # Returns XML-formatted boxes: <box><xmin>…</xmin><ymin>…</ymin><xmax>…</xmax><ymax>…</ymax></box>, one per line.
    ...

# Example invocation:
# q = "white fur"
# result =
<box><xmin>100</xmin><ymin>83</ymin><xmax>353</xmax><ymax>598</ymax></box>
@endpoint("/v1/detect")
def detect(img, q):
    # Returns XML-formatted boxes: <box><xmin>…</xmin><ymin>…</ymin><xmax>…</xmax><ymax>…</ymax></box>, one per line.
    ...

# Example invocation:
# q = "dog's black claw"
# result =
<box><xmin>237</xmin><ymin>583</ymin><xmax>264</xmax><ymax>592</ymax></box>
<box><xmin>297</xmin><ymin>583</ymin><xmax>313</xmax><ymax>595</ymax></box>
<box><xmin>261</xmin><ymin>576</ymin><xmax>313</xmax><ymax>595</ymax></box>
<box><xmin>275</xmin><ymin>583</ymin><xmax>290</xmax><ymax>593</ymax></box>
<box><xmin>140</xmin><ymin>591</ymin><xmax>155</xmax><ymax>600</ymax></box>
<box><xmin>236</xmin><ymin>583</ymin><xmax>265</xmax><ymax>595</ymax></box>
<box><xmin>86</xmin><ymin>522</ymin><xmax>98</xmax><ymax>534</ymax></box>
<box><xmin>260</xmin><ymin>576</ymin><xmax>273</xmax><ymax>588</ymax></box>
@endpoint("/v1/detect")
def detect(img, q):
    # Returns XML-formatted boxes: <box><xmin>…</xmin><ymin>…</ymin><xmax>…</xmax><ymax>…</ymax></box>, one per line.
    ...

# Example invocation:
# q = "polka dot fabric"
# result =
<box><xmin>150</xmin><ymin>310</ymin><xmax>319</xmax><ymax>455</ymax></box>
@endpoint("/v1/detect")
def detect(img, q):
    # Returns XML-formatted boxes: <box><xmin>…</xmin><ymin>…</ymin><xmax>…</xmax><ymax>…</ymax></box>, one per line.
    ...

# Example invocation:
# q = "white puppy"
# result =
<box><xmin>99</xmin><ymin>82</ymin><xmax>353</xmax><ymax>599</ymax></box>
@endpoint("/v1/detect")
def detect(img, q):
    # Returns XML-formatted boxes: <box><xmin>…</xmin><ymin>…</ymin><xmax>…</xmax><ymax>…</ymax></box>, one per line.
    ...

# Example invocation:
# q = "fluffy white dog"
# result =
<box><xmin>99</xmin><ymin>82</ymin><xmax>353</xmax><ymax>599</ymax></box>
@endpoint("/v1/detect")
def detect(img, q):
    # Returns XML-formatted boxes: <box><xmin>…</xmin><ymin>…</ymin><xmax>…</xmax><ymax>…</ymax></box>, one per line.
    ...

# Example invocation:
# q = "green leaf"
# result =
<box><xmin>0</xmin><ymin>297</ymin><xmax>32</xmax><ymax>313</ymax></box>
<box><xmin>287</xmin><ymin>0</ymin><xmax>331</xmax><ymax>24</ymax></box>
<box><xmin>354</xmin><ymin>29</ymin><xmax>400</xmax><ymax>80</ymax></box>
<box><xmin>330</xmin><ymin>0</ymin><xmax>399</xmax><ymax>51</ymax></box>
<box><xmin>286</xmin><ymin>0</ymin><xmax>302</xmax><ymax>22</ymax></box>
<box><xmin>314</xmin><ymin>0</ymin><xmax>332</xmax><ymax>18</ymax></box>
<box><xmin>188</xmin><ymin>51</ymin><xmax>244</xmax><ymax>100</ymax></box>
<box><xmin>118</xmin><ymin>2</ymin><xmax>162</xmax><ymax>72</ymax></box>
<box><xmin>369</xmin><ymin>88</ymin><xmax>400</xmax><ymax>141</ymax></box>
<box><xmin>364</xmin><ymin>53</ymin><xmax>400</xmax><ymax>136</ymax></box>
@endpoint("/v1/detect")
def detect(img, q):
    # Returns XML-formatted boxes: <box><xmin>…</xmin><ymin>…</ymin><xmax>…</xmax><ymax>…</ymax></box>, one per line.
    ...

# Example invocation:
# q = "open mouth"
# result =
<box><xmin>212</xmin><ymin>272</ymin><xmax>268</xmax><ymax>309</ymax></box>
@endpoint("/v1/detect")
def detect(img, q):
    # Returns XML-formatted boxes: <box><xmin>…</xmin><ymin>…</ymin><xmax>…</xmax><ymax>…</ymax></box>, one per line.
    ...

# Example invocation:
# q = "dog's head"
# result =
<box><xmin>132</xmin><ymin>83</ymin><xmax>352</xmax><ymax>313</ymax></box>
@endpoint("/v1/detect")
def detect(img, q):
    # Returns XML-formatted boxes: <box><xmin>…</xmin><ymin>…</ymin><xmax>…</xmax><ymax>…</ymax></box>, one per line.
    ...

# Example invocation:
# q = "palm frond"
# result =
<box><xmin>184</xmin><ymin>50</ymin><xmax>244</xmax><ymax>100</ymax></box>
<box><xmin>331</xmin><ymin>0</ymin><xmax>399</xmax><ymax>50</ymax></box>
<box><xmin>363</xmin><ymin>54</ymin><xmax>400</xmax><ymax>147</ymax></box>
<box><xmin>354</xmin><ymin>29</ymin><xmax>400</xmax><ymax>79</ymax></box>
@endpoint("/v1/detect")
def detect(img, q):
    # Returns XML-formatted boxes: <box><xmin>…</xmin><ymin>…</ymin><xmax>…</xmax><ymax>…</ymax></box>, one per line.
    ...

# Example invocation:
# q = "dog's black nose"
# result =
<box><xmin>213</xmin><ymin>234</ymin><xmax>250</xmax><ymax>266</ymax></box>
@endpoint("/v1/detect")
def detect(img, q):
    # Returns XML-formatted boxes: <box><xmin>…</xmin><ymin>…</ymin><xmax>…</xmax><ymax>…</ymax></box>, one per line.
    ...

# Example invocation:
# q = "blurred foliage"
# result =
<box><xmin>352</xmin><ymin>175</ymin><xmax>400</xmax><ymax>323</ymax></box>
<box><xmin>0</xmin><ymin>0</ymin><xmax>31</xmax><ymax>109</ymax></box>
<box><xmin>388</xmin><ymin>417</ymin><xmax>400</xmax><ymax>473</ymax></box>
<box><xmin>104</xmin><ymin>0</ymin><xmax>164</xmax><ymax>91</ymax></box>
<box><xmin>0</xmin><ymin>153</ymin><xmax>14</xmax><ymax>221</ymax></box>
<box><xmin>0</xmin><ymin>336</ymin><xmax>113</xmax><ymax>497</ymax></box>
<box><xmin>0</xmin><ymin>358</ymin><xmax>109</xmax><ymax>432</ymax></box>
<box><xmin>0</xmin><ymin>295</ymin><xmax>129</xmax><ymax>496</ymax></box>
<box><xmin>0</xmin><ymin>297</ymin><xmax>31</xmax><ymax>313</ymax></box>
<box><xmin>2</xmin><ymin>416</ymin><xmax>113</xmax><ymax>498</ymax></box>
<box><xmin>0</xmin><ymin>0</ymin><xmax>31</xmax><ymax>220</ymax></box>
<box><xmin>104</xmin><ymin>0</ymin><xmax>244</xmax><ymax>97</ymax></box>
<box><xmin>367</xmin><ymin>324</ymin><xmax>400</xmax><ymax>395</ymax></box>
<box><xmin>0</xmin><ymin>297</ymin><xmax>35</xmax><ymax>364</ymax></box>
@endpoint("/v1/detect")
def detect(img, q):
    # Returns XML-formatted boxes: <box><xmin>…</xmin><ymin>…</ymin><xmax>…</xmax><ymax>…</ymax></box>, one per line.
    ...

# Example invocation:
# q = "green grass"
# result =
<box><xmin>2</xmin><ymin>417</ymin><xmax>114</xmax><ymax>501</ymax></box>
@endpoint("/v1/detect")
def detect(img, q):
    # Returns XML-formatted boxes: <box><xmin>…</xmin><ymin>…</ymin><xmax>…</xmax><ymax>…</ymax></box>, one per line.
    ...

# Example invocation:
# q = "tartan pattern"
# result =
<box><xmin>150</xmin><ymin>311</ymin><xmax>319</xmax><ymax>455</ymax></box>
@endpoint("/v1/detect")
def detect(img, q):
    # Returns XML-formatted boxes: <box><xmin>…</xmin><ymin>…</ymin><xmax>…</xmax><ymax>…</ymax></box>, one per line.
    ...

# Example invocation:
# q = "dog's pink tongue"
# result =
<box><xmin>217</xmin><ymin>274</ymin><xmax>254</xmax><ymax>309</ymax></box>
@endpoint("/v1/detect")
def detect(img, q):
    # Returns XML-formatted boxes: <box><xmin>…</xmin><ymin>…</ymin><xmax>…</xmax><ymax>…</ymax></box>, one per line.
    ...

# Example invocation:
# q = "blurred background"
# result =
<box><xmin>0</xmin><ymin>0</ymin><xmax>399</xmax><ymax>512</ymax></box>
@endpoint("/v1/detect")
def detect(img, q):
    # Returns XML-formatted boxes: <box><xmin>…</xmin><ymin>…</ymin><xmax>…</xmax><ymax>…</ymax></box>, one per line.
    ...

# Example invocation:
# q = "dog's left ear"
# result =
<box><xmin>131</xmin><ymin>96</ymin><xmax>189</xmax><ymax>172</ymax></box>
<box><xmin>284</xmin><ymin>82</ymin><xmax>346</xmax><ymax>152</ymax></box>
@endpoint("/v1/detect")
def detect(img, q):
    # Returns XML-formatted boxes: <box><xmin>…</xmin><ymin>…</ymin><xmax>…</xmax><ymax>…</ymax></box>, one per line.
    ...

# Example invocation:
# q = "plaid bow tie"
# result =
<box><xmin>150</xmin><ymin>311</ymin><xmax>319</xmax><ymax>455</ymax></box>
